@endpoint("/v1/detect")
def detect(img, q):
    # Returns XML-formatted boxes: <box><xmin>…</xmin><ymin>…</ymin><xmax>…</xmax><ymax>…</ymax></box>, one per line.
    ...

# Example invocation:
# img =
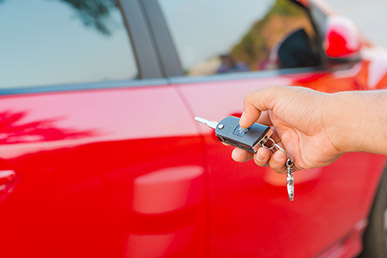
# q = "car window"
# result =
<box><xmin>159</xmin><ymin>0</ymin><xmax>321</xmax><ymax>76</ymax></box>
<box><xmin>0</xmin><ymin>0</ymin><xmax>137</xmax><ymax>89</ymax></box>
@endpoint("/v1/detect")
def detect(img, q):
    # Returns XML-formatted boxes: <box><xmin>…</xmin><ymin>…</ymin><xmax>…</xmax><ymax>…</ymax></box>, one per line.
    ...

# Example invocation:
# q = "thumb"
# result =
<box><xmin>239</xmin><ymin>86</ymin><xmax>282</xmax><ymax>128</ymax></box>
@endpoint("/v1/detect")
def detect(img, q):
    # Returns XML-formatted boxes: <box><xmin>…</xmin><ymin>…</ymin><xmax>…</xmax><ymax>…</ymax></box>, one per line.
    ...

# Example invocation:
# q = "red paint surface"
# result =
<box><xmin>0</xmin><ymin>87</ymin><xmax>207</xmax><ymax>258</ymax></box>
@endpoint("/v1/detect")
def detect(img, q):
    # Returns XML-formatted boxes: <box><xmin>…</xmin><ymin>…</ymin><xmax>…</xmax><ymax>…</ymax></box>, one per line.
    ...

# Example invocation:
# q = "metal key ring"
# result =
<box><xmin>261</xmin><ymin>138</ymin><xmax>294</xmax><ymax>164</ymax></box>
<box><xmin>261</xmin><ymin>137</ymin><xmax>276</xmax><ymax>151</ymax></box>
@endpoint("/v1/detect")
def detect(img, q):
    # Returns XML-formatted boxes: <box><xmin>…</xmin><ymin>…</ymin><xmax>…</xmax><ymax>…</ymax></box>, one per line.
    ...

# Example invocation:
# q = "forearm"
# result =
<box><xmin>326</xmin><ymin>90</ymin><xmax>387</xmax><ymax>155</ymax></box>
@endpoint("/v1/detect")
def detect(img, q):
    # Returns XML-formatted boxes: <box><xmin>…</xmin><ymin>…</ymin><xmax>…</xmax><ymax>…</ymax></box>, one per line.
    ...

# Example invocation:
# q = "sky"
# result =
<box><xmin>324</xmin><ymin>0</ymin><xmax>387</xmax><ymax>47</ymax></box>
<box><xmin>0</xmin><ymin>0</ymin><xmax>137</xmax><ymax>88</ymax></box>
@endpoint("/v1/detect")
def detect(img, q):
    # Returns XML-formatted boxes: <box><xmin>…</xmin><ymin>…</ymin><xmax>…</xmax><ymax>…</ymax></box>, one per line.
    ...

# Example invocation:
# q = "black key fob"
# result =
<box><xmin>215</xmin><ymin>116</ymin><xmax>272</xmax><ymax>153</ymax></box>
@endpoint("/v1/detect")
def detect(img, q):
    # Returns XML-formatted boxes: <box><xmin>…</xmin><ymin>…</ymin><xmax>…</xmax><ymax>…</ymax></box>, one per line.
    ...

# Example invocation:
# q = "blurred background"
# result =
<box><xmin>325</xmin><ymin>0</ymin><xmax>387</xmax><ymax>47</ymax></box>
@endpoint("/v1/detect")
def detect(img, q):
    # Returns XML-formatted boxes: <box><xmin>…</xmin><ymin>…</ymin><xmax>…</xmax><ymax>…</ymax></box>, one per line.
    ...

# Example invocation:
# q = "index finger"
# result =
<box><xmin>239</xmin><ymin>86</ymin><xmax>283</xmax><ymax>128</ymax></box>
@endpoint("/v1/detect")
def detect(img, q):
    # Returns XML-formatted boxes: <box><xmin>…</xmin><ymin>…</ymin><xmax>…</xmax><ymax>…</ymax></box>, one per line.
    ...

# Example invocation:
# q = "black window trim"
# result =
<box><xmin>139</xmin><ymin>0</ymin><xmax>184</xmax><ymax>77</ymax></box>
<box><xmin>118</xmin><ymin>0</ymin><xmax>164</xmax><ymax>79</ymax></box>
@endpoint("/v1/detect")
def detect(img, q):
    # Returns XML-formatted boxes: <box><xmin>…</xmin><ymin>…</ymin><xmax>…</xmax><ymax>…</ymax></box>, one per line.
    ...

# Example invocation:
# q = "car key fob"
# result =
<box><xmin>195</xmin><ymin>116</ymin><xmax>273</xmax><ymax>153</ymax></box>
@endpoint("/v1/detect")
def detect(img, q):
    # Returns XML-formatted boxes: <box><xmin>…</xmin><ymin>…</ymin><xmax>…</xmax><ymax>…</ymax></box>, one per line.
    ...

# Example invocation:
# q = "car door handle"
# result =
<box><xmin>0</xmin><ymin>170</ymin><xmax>17</xmax><ymax>200</ymax></box>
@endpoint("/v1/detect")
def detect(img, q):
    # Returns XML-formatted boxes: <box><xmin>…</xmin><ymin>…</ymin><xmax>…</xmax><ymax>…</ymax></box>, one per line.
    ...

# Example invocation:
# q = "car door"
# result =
<box><xmin>149</xmin><ymin>0</ymin><xmax>387</xmax><ymax>257</ymax></box>
<box><xmin>0</xmin><ymin>1</ymin><xmax>207</xmax><ymax>258</ymax></box>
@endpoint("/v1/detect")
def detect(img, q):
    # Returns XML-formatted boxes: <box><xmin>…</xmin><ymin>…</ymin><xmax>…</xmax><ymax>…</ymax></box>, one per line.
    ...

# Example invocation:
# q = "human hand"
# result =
<box><xmin>232</xmin><ymin>86</ymin><xmax>344</xmax><ymax>173</ymax></box>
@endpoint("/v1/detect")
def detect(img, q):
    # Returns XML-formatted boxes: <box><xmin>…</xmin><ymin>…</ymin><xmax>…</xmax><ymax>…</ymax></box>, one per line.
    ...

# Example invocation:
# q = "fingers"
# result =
<box><xmin>253</xmin><ymin>147</ymin><xmax>271</xmax><ymax>166</ymax></box>
<box><xmin>231</xmin><ymin>145</ymin><xmax>289</xmax><ymax>175</ymax></box>
<box><xmin>252</xmin><ymin>146</ymin><xmax>287</xmax><ymax>173</ymax></box>
<box><xmin>268</xmin><ymin>150</ymin><xmax>287</xmax><ymax>174</ymax></box>
<box><xmin>232</xmin><ymin>148</ymin><xmax>253</xmax><ymax>162</ymax></box>
<box><xmin>232</xmin><ymin>147</ymin><xmax>288</xmax><ymax>174</ymax></box>
<box><xmin>240</xmin><ymin>87</ymin><xmax>283</xmax><ymax>128</ymax></box>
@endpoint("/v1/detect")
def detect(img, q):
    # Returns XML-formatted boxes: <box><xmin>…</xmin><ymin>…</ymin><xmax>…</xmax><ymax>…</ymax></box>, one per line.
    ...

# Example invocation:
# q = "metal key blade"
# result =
<box><xmin>194</xmin><ymin>116</ymin><xmax>218</xmax><ymax>129</ymax></box>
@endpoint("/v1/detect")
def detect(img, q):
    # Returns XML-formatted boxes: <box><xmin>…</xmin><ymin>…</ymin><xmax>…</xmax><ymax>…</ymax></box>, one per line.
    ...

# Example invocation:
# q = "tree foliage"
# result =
<box><xmin>0</xmin><ymin>0</ymin><xmax>119</xmax><ymax>35</ymax></box>
<box><xmin>60</xmin><ymin>0</ymin><xmax>119</xmax><ymax>35</ymax></box>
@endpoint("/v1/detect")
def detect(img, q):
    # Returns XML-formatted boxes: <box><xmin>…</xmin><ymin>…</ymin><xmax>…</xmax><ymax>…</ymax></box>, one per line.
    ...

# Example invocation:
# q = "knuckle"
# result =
<box><xmin>243</xmin><ymin>92</ymin><xmax>253</xmax><ymax>106</ymax></box>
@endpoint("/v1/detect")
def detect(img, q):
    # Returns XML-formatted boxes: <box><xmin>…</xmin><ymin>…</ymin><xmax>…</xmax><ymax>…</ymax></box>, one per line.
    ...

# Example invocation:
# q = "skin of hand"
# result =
<box><xmin>232</xmin><ymin>86</ymin><xmax>387</xmax><ymax>173</ymax></box>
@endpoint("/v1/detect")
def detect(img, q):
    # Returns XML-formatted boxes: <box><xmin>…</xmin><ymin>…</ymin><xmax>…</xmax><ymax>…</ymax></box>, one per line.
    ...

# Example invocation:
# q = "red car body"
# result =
<box><xmin>0</xmin><ymin>0</ymin><xmax>386</xmax><ymax>257</ymax></box>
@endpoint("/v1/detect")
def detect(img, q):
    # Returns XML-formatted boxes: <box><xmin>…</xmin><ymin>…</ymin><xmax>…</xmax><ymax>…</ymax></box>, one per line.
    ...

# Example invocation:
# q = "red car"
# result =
<box><xmin>0</xmin><ymin>0</ymin><xmax>386</xmax><ymax>257</ymax></box>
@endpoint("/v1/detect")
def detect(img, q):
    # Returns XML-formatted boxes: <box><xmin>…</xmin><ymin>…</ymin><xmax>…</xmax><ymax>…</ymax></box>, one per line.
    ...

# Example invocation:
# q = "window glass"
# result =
<box><xmin>159</xmin><ymin>0</ymin><xmax>321</xmax><ymax>76</ymax></box>
<box><xmin>0</xmin><ymin>0</ymin><xmax>137</xmax><ymax>89</ymax></box>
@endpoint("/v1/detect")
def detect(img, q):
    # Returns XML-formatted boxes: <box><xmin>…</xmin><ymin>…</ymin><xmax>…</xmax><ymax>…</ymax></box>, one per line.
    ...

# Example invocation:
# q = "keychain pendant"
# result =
<box><xmin>286</xmin><ymin>159</ymin><xmax>294</xmax><ymax>201</ymax></box>
<box><xmin>261</xmin><ymin>137</ymin><xmax>295</xmax><ymax>201</ymax></box>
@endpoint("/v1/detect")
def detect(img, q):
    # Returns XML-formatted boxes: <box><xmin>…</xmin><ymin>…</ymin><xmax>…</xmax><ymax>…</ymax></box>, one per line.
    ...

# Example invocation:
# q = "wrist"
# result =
<box><xmin>323</xmin><ymin>91</ymin><xmax>366</xmax><ymax>154</ymax></box>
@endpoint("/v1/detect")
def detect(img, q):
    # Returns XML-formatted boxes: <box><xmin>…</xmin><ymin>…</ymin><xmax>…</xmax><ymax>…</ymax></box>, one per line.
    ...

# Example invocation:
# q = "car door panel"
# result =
<box><xmin>0</xmin><ymin>85</ymin><xmax>207</xmax><ymax>258</ymax></box>
<box><xmin>176</xmin><ymin>67</ymin><xmax>386</xmax><ymax>258</ymax></box>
